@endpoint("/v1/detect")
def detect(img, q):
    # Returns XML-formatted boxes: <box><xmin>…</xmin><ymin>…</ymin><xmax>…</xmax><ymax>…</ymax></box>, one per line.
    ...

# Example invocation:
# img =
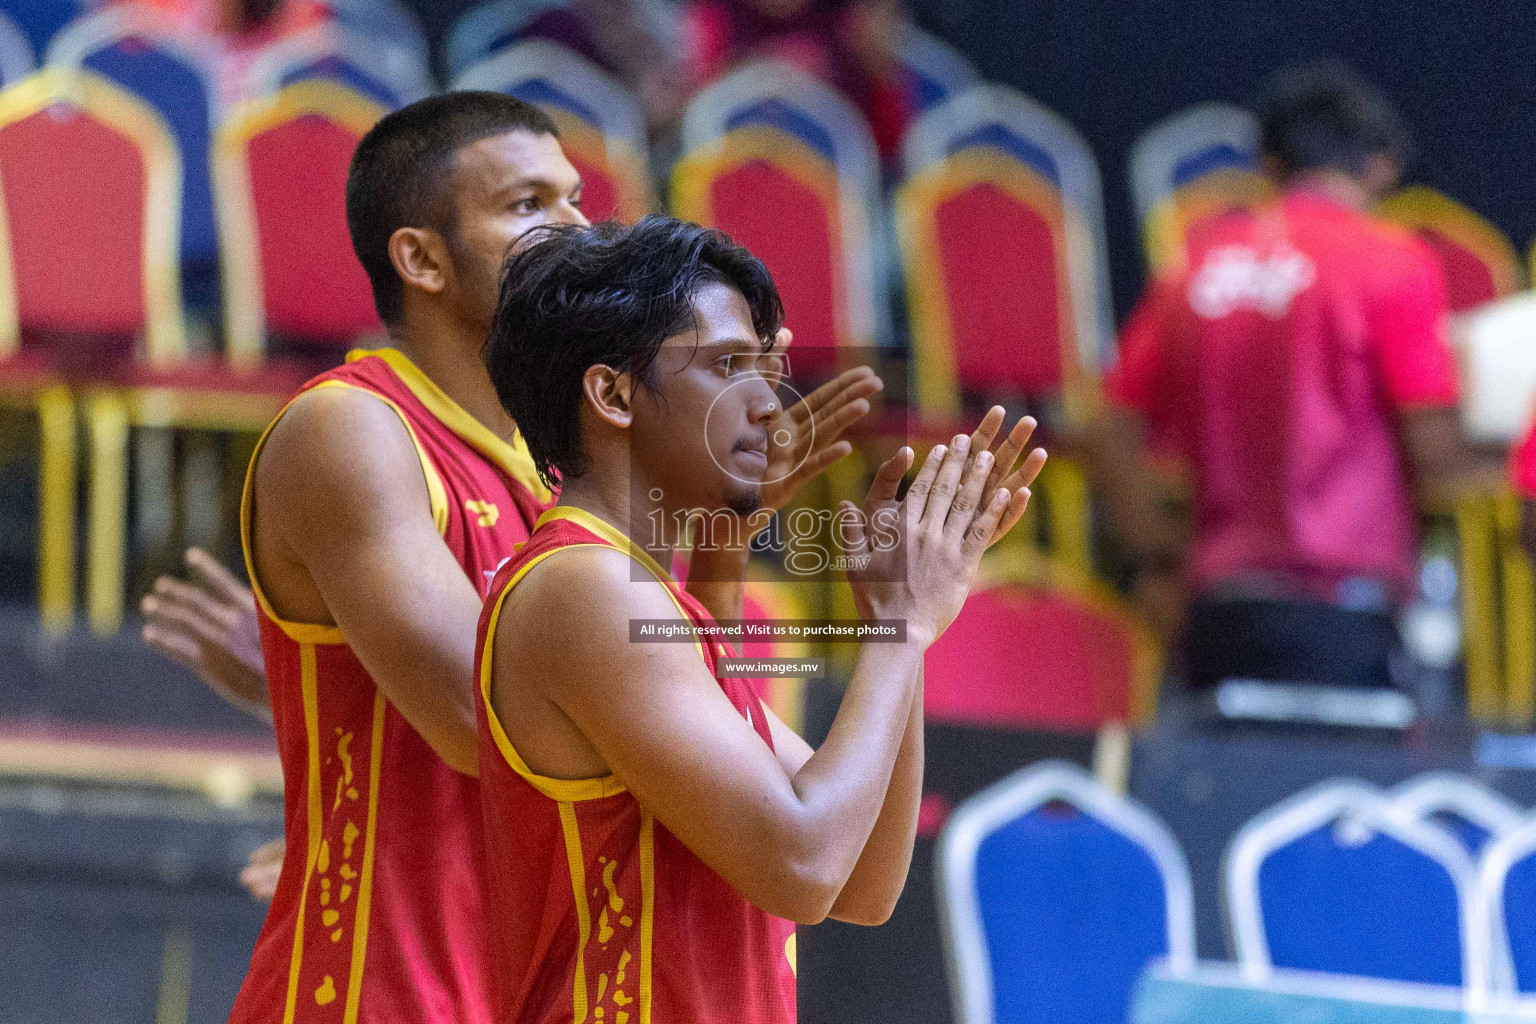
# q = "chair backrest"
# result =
<box><xmin>1376</xmin><ymin>186</ymin><xmax>1522</xmax><ymax>313</ymax></box>
<box><xmin>0</xmin><ymin>10</ymin><xmax>35</xmax><ymax>87</ymax></box>
<box><xmin>1127</xmin><ymin>103</ymin><xmax>1272</xmax><ymax>274</ymax></box>
<box><xmin>451</xmin><ymin>39</ymin><xmax>650</xmax><ymax>223</ymax></box>
<box><xmin>904</xmin><ymin>84</ymin><xmax>1113</xmax><ymax>375</ymax></box>
<box><xmin>896</xmin><ymin>145</ymin><xmax>1097</xmax><ymax>422</ymax></box>
<box><xmin>245</xmin><ymin>22</ymin><xmax>432</xmax><ymax>110</ymax></box>
<box><xmin>895</xmin><ymin>25</ymin><xmax>977</xmax><ymax>114</ymax></box>
<box><xmin>937</xmin><ymin>760</ymin><xmax>1195</xmax><ymax>1024</ymax></box>
<box><xmin>213</xmin><ymin>80</ymin><xmax>384</xmax><ymax>364</ymax></box>
<box><xmin>1387</xmin><ymin>772</ymin><xmax>1526</xmax><ymax>854</ymax></box>
<box><xmin>1224</xmin><ymin>780</ymin><xmax>1483</xmax><ymax>989</ymax></box>
<box><xmin>0</xmin><ymin>68</ymin><xmax>183</xmax><ymax>362</ymax></box>
<box><xmin>46</xmin><ymin>6</ymin><xmax>220</xmax><ymax>268</ymax></box>
<box><xmin>673</xmin><ymin>122</ymin><xmax>876</xmax><ymax>380</ymax></box>
<box><xmin>325</xmin><ymin>0</ymin><xmax>430</xmax><ymax>66</ymax></box>
<box><xmin>923</xmin><ymin>550</ymin><xmax>1159</xmax><ymax>731</ymax></box>
<box><xmin>445</xmin><ymin>0</ymin><xmax>571</xmax><ymax>79</ymax></box>
<box><xmin>1476</xmin><ymin>817</ymin><xmax>1536</xmax><ymax>995</ymax></box>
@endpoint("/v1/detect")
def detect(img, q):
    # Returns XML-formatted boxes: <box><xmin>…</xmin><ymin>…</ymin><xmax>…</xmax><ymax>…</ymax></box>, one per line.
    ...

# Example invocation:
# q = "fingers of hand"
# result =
<box><xmin>945</xmin><ymin>447</ymin><xmax>995</xmax><ymax>541</ymax></box>
<box><xmin>186</xmin><ymin>548</ymin><xmax>252</xmax><ymax>606</ymax></box>
<box><xmin>151</xmin><ymin>575</ymin><xmax>235</xmax><ymax>630</ymax></box>
<box><xmin>920</xmin><ymin>435</ymin><xmax>971</xmax><ymax>531</ymax></box>
<box><xmin>964</xmin><ymin>488</ymin><xmax>1013</xmax><ymax>562</ymax></box>
<box><xmin>968</xmin><ymin>405</ymin><xmax>1006</xmax><ymax>456</ymax></box>
<box><xmin>141</xmin><ymin>623</ymin><xmax>203</xmax><ymax>668</ymax></box>
<box><xmin>990</xmin><ymin>487</ymin><xmax>1034</xmax><ymax>546</ymax></box>
<box><xmin>986</xmin><ymin>416</ymin><xmax>1037</xmax><ymax>490</ymax></box>
<box><xmin>1006</xmin><ymin>447</ymin><xmax>1048</xmax><ymax>491</ymax></box>
<box><xmin>835</xmin><ymin>500</ymin><xmax>869</xmax><ymax>555</ymax></box>
<box><xmin>865</xmin><ymin>446</ymin><xmax>911</xmax><ymax>507</ymax></box>
<box><xmin>904</xmin><ymin>443</ymin><xmax>947</xmax><ymax>521</ymax></box>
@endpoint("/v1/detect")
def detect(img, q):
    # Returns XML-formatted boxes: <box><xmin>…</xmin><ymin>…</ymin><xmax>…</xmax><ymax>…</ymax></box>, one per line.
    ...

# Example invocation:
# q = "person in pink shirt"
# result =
<box><xmin>1096</xmin><ymin>63</ymin><xmax>1499</xmax><ymax>703</ymax></box>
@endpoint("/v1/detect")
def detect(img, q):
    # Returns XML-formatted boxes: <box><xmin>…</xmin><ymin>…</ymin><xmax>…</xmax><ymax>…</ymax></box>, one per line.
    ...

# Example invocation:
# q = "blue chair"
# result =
<box><xmin>1388</xmin><ymin>772</ymin><xmax>1525</xmax><ymax>854</ymax></box>
<box><xmin>1126</xmin><ymin>103</ymin><xmax>1270</xmax><ymax>274</ymax></box>
<box><xmin>444</xmin><ymin>0</ymin><xmax>572</xmax><ymax>79</ymax></box>
<box><xmin>326</xmin><ymin>0</ymin><xmax>430</xmax><ymax>66</ymax></box>
<box><xmin>1476</xmin><ymin>817</ymin><xmax>1536</xmax><ymax>996</ymax></box>
<box><xmin>936</xmin><ymin>761</ymin><xmax>1195</xmax><ymax>1024</ymax></box>
<box><xmin>46</xmin><ymin>7</ymin><xmax>221</xmax><ymax>306</ymax></box>
<box><xmin>1224</xmin><ymin>780</ymin><xmax>1485</xmax><ymax>990</ymax></box>
<box><xmin>244</xmin><ymin>23</ymin><xmax>432</xmax><ymax>110</ymax></box>
<box><xmin>0</xmin><ymin>10</ymin><xmax>35</xmax><ymax>87</ymax></box>
<box><xmin>903</xmin><ymin>84</ymin><xmax>1114</xmax><ymax>370</ymax></box>
<box><xmin>896</xmin><ymin>25</ymin><xmax>977</xmax><ymax>114</ymax></box>
<box><xmin>451</xmin><ymin>38</ymin><xmax>643</xmax><ymax>153</ymax></box>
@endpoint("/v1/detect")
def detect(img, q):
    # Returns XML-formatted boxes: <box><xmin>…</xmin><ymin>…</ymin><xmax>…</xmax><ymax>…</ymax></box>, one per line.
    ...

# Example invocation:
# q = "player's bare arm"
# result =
<box><xmin>250</xmin><ymin>385</ymin><xmax>485</xmax><ymax>774</ymax></box>
<box><xmin>493</xmin><ymin>438</ymin><xmax>1018</xmax><ymax>924</ymax></box>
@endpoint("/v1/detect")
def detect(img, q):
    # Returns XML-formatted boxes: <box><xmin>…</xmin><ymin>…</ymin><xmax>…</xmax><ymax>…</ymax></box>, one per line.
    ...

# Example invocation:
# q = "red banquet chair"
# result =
<box><xmin>672</xmin><ymin>125</ymin><xmax>875</xmax><ymax>382</ymax></box>
<box><xmin>0</xmin><ymin>68</ymin><xmax>196</xmax><ymax>631</ymax></box>
<box><xmin>214</xmin><ymin>79</ymin><xmax>387</xmax><ymax>366</ymax></box>
<box><xmin>923</xmin><ymin>548</ymin><xmax>1160</xmax><ymax>733</ymax></box>
<box><xmin>1377</xmin><ymin>186</ymin><xmax>1523</xmax><ymax>314</ymax></box>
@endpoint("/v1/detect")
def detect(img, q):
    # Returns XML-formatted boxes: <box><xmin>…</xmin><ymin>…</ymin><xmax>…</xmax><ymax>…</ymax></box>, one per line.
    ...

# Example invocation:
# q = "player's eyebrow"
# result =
<box><xmin>694</xmin><ymin>338</ymin><xmax>762</xmax><ymax>354</ymax></box>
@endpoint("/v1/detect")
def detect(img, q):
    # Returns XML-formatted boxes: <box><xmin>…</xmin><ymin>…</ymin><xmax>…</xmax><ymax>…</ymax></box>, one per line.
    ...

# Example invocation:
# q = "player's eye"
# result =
<box><xmin>716</xmin><ymin>355</ymin><xmax>744</xmax><ymax>377</ymax></box>
<box><xmin>513</xmin><ymin>197</ymin><xmax>540</xmax><ymax>214</ymax></box>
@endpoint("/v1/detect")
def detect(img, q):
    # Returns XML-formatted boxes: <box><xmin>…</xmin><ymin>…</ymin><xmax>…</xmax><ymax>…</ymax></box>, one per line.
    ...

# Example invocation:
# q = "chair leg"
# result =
<box><xmin>1456</xmin><ymin>494</ymin><xmax>1502</xmax><ymax>725</ymax></box>
<box><xmin>1497</xmin><ymin>493</ymin><xmax>1535</xmax><ymax>728</ymax></box>
<box><xmin>36</xmin><ymin>385</ymin><xmax>76</xmax><ymax>635</ymax></box>
<box><xmin>86</xmin><ymin>393</ymin><xmax>129</xmax><ymax>636</ymax></box>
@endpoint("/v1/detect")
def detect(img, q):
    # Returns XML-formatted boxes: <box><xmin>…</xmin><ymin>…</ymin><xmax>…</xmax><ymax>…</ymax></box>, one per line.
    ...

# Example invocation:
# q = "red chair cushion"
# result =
<box><xmin>248</xmin><ymin>115</ymin><xmax>380</xmax><ymax>342</ymax></box>
<box><xmin>934</xmin><ymin>181</ymin><xmax>1064</xmax><ymax>395</ymax></box>
<box><xmin>565</xmin><ymin>149</ymin><xmax>621</xmax><ymax>224</ymax></box>
<box><xmin>924</xmin><ymin>583</ymin><xmax>1137</xmax><ymax>730</ymax></box>
<box><xmin>0</xmin><ymin>104</ymin><xmax>146</xmax><ymax>334</ymax></box>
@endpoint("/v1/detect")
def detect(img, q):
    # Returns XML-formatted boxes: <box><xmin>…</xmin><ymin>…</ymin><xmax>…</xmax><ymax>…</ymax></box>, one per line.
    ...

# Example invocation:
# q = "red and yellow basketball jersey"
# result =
<box><xmin>475</xmin><ymin>506</ymin><xmax>798</xmax><ymax>1024</ymax></box>
<box><xmin>231</xmin><ymin>348</ymin><xmax>553</xmax><ymax>1024</ymax></box>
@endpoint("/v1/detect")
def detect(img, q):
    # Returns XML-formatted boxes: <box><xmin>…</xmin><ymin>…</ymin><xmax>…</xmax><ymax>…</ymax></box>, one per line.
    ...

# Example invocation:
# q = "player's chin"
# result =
<box><xmin>725</xmin><ymin>483</ymin><xmax>762</xmax><ymax>517</ymax></box>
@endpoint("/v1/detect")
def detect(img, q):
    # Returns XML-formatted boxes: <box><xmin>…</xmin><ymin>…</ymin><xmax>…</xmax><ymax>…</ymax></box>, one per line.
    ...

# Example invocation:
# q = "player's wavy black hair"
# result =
<box><xmin>345</xmin><ymin>91</ymin><xmax>559</xmax><ymax>327</ymax></box>
<box><xmin>1254</xmin><ymin>62</ymin><xmax>1410</xmax><ymax>179</ymax></box>
<box><xmin>484</xmin><ymin>216</ymin><xmax>784</xmax><ymax>491</ymax></box>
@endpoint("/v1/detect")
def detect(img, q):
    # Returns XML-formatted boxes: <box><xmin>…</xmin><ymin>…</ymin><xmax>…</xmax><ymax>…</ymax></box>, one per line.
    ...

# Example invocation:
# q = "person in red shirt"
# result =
<box><xmin>476</xmin><ymin>216</ymin><xmax>1044</xmax><ymax>1023</ymax></box>
<box><xmin>1096</xmin><ymin>63</ymin><xmax>1498</xmax><ymax>704</ymax></box>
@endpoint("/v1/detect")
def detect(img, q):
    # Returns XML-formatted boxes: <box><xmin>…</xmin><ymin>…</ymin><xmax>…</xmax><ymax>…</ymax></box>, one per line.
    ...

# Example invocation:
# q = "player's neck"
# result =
<box><xmin>389</xmin><ymin>322</ymin><xmax>516</xmax><ymax>441</ymax></box>
<box><xmin>557</xmin><ymin>472</ymin><xmax>679</xmax><ymax>576</ymax></box>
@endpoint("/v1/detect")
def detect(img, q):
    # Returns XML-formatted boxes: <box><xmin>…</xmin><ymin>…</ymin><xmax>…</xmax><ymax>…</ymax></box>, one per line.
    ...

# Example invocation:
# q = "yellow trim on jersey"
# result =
<box><xmin>283</xmin><ymin>642</ymin><xmax>325</xmax><ymax>1024</ymax></box>
<box><xmin>239</xmin><ymin>379</ymin><xmax>451</xmax><ymax>645</ymax></box>
<box><xmin>343</xmin><ymin>692</ymin><xmax>386</xmax><ymax>1024</ymax></box>
<box><xmin>349</xmin><ymin>347</ymin><xmax>554</xmax><ymax>505</ymax></box>
<box><xmin>559</xmin><ymin>802</ymin><xmax>593</xmax><ymax>1023</ymax></box>
<box><xmin>480</xmin><ymin>545</ymin><xmax>629</xmax><ymax>802</ymax></box>
<box><xmin>637</xmin><ymin>810</ymin><xmax>655</xmax><ymax>1024</ymax></box>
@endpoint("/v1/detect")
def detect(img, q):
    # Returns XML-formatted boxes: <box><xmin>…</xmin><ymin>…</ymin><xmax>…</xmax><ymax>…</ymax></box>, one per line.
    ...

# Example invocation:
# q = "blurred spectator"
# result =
<box><xmin>1092</xmin><ymin>63</ymin><xmax>1501</xmax><ymax>699</ymax></box>
<box><xmin>684</xmin><ymin>0</ymin><xmax>915</xmax><ymax>159</ymax></box>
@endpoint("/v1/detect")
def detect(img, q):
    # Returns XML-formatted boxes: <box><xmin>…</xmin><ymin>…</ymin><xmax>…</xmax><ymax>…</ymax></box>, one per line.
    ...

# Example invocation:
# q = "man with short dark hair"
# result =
<box><xmin>1096</xmin><ymin>63</ymin><xmax>1497</xmax><ymax>708</ymax></box>
<box><xmin>475</xmin><ymin>217</ymin><xmax>1044</xmax><ymax>1023</ymax></box>
<box><xmin>228</xmin><ymin>92</ymin><xmax>878</xmax><ymax>1024</ymax></box>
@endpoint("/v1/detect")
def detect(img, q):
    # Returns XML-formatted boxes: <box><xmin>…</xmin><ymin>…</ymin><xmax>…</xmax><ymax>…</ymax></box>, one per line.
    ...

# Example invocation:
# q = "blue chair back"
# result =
<box><xmin>937</xmin><ymin>761</ymin><xmax>1194</xmax><ymax>1024</ymax></box>
<box><xmin>0</xmin><ymin>10</ymin><xmax>35</xmax><ymax>86</ymax></box>
<box><xmin>1476</xmin><ymin>818</ymin><xmax>1536</xmax><ymax>996</ymax></box>
<box><xmin>1225</xmin><ymin>781</ymin><xmax>1482</xmax><ymax>989</ymax></box>
<box><xmin>897</xmin><ymin>26</ymin><xmax>977</xmax><ymax>113</ymax></box>
<box><xmin>246</xmin><ymin>25</ymin><xmax>431</xmax><ymax>111</ymax></box>
<box><xmin>1387</xmin><ymin>772</ymin><xmax>1525</xmax><ymax>856</ymax></box>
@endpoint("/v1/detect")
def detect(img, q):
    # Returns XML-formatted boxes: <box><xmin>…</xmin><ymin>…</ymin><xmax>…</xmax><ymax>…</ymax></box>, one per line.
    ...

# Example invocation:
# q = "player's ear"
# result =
<box><xmin>389</xmin><ymin>227</ymin><xmax>451</xmax><ymax>298</ymax></box>
<box><xmin>583</xmin><ymin>365</ymin><xmax>634</xmax><ymax>429</ymax></box>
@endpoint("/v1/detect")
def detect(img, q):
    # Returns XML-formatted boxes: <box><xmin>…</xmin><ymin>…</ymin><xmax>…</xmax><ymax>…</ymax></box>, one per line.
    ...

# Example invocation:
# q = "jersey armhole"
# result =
<box><xmin>239</xmin><ymin>380</ymin><xmax>451</xmax><ymax>645</ymax></box>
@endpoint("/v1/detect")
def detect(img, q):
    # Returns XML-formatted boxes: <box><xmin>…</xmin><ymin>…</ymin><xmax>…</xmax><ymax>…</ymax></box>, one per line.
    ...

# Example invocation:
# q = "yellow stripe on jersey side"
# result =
<box><xmin>283</xmin><ymin>642</ymin><xmax>325</xmax><ymax>1024</ymax></box>
<box><xmin>240</xmin><ymin>379</ymin><xmax>450</xmax><ymax>645</ymax></box>
<box><xmin>638</xmin><ymin>810</ymin><xmax>655</xmax><ymax>1024</ymax></box>
<box><xmin>559</xmin><ymin>802</ymin><xmax>593</xmax><ymax>1023</ymax></box>
<box><xmin>342</xmin><ymin>692</ymin><xmax>386</xmax><ymax>1024</ymax></box>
